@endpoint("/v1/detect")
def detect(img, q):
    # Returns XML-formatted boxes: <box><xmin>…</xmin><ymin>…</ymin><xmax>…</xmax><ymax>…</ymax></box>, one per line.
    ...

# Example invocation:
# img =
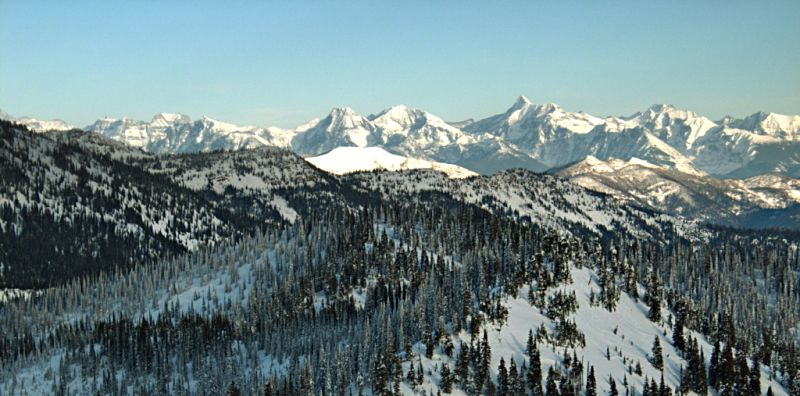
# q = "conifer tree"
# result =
<box><xmin>734</xmin><ymin>349</ymin><xmax>750</xmax><ymax>395</ymax></box>
<box><xmin>748</xmin><ymin>356</ymin><xmax>761</xmax><ymax>396</ymax></box>
<box><xmin>709</xmin><ymin>340</ymin><xmax>721</xmax><ymax>389</ymax></box>
<box><xmin>609</xmin><ymin>376</ymin><xmax>618</xmax><ymax>396</ymax></box>
<box><xmin>719</xmin><ymin>341</ymin><xmax>735</xmax><ymax>396</ymax></box>
<box><xmin>546</xmin><ymin>368</ymin><xmax>560</xmax><ymax>396</ymax></box>
<box><xmin>528</xmin><ymin>340</ymin><xmax>544</xmax><ymax>396</ymax></box>
<box><xmin>509</xmin><ymin>358</ymin><xmax>522</xmax><ymax>396</ymax></box>
<box><xmin>440</xmin><ymin>363</ymin><xmax>453</xmax><ymax>394</ymax></box>
<box><xmin>560</xmin><ymin>375</ymin><xmax>575</xmax><ymax>396</ymax></box>
<box><xmin>672</xmin><ymin>310</ymin><xmax>686</xmax><ymax>353</ymax></box>
<box><xmin>407</xmin><ymin>365</ymin><xmax>417</xmax><ymax>388</ymax></box>
<box><xmin>650</xmin><ymin>337</ymin><xmax>663</xmax><ymax>370</ymax></box>
<box><xmin>498</xmin><ymin>357</ymin><xmax>509</xmax><ymax>395</ymax></box>
<box><xmin>586</xmin><ymin>366</ymin><xmax>597</xmax><ymax>396</ymax></box>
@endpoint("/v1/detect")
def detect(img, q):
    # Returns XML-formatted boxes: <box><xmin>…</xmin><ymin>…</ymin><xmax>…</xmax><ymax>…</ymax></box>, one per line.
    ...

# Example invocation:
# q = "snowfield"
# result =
<box><xmin>306</xmin><ymin>146</ymin><xmax>477</xmax><ymax>179</ymax></box>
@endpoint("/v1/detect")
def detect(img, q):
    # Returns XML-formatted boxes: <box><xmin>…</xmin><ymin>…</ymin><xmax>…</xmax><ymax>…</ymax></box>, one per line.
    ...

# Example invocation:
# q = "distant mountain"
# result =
<box><xmin>84</xmin><ymin>113</ymin><xmax>292</xmax><ymax>153</ymax></box>
<box><xmin>50</xmin><ymin>97</ymin><xmax>799</xmax><ymax>179</ymax></box>
<box><xmin>555</xmin><ymin>156</ymin><xmax>800</xmax><ymax>229</ymax></box>
<box><xmin>291</xmin><ymin>107</ymin><xmax>377</xmax><ymax>155</ymax></box>
<box><xmin>306</xmin><ymin>146</ymin><xmax>477</xmax><ymax>179</ymax></box>
<box><xmin>0</xmin><ymin>109</ymin><xmax>73</xmax><ymax>132</ymax></box>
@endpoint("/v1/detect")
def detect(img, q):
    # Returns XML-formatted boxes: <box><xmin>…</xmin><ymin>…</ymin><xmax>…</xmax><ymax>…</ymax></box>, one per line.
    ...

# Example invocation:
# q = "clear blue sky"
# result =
<box><xmin>1</xmin><ymin>1</ymin><xmax>798</xmax><ymax>128</ymax></box>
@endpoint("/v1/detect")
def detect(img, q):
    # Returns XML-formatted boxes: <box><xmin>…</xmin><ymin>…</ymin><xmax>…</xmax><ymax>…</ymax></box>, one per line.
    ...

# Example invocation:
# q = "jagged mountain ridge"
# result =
<box><xmin>23</xmin><ymin>97</ymin><xmax>796</xmax><ymax>179</ymax></box>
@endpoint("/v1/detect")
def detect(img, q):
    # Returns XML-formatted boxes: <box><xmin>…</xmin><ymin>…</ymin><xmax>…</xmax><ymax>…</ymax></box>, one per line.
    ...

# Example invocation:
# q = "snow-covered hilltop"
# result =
<box><xmin>306</xmin><ymin>146</ymin><xmax>477</xmax><ymax>179</ymax></box>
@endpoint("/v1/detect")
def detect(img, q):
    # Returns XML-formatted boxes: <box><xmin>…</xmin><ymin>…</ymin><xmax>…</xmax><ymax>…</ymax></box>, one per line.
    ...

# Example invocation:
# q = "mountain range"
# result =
<box><xmin>50</xmin><ymin>97</ymin><xmax>798</xmax><ymax>179</ymax></box>
<box><xmin>7</xmin><ymin>98</ymin><xmax>800</xmax><ymax>180</ymax></box>
<box><xmin>3</xmin><ymin>98</ymin><xmax>800</xmax><ymax>229</ymax></box>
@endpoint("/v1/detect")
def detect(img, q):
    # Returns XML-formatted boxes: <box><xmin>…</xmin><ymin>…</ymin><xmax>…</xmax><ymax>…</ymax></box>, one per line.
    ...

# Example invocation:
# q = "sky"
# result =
<box><xmin>1</xmin><ymin>1</ymin><xmax>798</xmax><ymax>129</ymax></box>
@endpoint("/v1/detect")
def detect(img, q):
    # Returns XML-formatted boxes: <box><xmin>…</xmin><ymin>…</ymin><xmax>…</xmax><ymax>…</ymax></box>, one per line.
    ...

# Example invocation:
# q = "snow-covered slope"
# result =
<box><xmin>306</xmin><ymin>146</ymin><xmax>477</xmax><ymax>179</ymax></box>
<box><xmin>0</xmin><ymin>121</ymin><xmax>263</xmax><ymax>288</ymax></box>
<box><xmin>0</xmin><ymin>218</ymin><xmax>790</xmax><ymax>395</ymax></box>
<box><xmin>556</xmin><ymin>156</ymin><xmax>800</xmax><ymax>228</ymax></box>
<box><xmin>142</xmin><ymin>146</ymin><xmax>342</xmax><ymax>224</ymax></box>
<box><xmin>347</xmin><ymin>168</ymin><xmax>704</xmax><ymax>240</ymax></box>
<box><xmin>412</xmin><ymin>265</ymin><xmax>790</xmax><ymax>396</ymax></box>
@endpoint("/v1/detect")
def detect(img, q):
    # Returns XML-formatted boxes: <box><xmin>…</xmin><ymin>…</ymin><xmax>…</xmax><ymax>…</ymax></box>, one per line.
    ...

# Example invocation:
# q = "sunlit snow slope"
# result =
<box><xmin>306</xmin><ymin>146</ymin><xmax>477</xmax><ymax>179</ymax></box>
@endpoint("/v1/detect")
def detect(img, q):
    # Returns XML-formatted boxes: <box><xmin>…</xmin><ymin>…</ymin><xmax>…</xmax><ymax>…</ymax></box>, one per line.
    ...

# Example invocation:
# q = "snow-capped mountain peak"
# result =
<box><xmin>150</xmin><ymin>112</ymin><xmax>191</xmax><ymax>126</ymax></box>
<box><xmin>464</xmin><ymin>98</ymin><xmax>605</xmax><ymax>156</ymax></box>
<box><xmin>327</xmin><ymin>106</ymin><xmax>361</xmax><ymax>121</ymax></box>
<box><xmin>623</xmin><ymin>104</ymin><xmax>719</xmax><ymax>149</ymax></box>
<box><xmin>728</xmin><ymin>111</ymin><xmax>800</xmax><ymax>138</ymax></box>
<box><xmin>0</xmin><ymin>109</ymin><xmax>74</xmax><ymax>132</ymax></box>
<box><xmin>323</xmin><ymin>107</ymin><xmax>371</xmax><ymax>130</ymax></box>
<box><xmin>198</xmin><ymin>116</ymin><xmax>252</xmax><ymax>133</ymax></box>
<box><xmin>512</xmin><ymin>94</ymin><xmax>533</xmax><ymax>109</ymax></box>
<box><xmin>290</xmin><ymin>108</ymin><xmax>376</xmax><ymax>154</ymax></box>
<box><xmin>371</xmin><ymin>105</ymin><xmax>455</xmax><ymax>133</ymax></box>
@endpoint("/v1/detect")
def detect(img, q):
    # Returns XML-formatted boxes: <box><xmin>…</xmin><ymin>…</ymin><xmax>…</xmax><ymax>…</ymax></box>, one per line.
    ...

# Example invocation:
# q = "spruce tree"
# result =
<box><xmin>455</xmin><ymin>342</ymin><xmax>470</xmax><ymax>383</ymax></box>
<box><xmin>734</xmin><ymin>350</ymin><xmax>750</xmax><ymax>395</ymax></box>
<box><xmin>709</xmin><ymin>340</ymin><xmax>721</xmax><ymax>389</ymax></box>
<box><xmin>498</xmin><ymin>357</ymin><xmax>509</xmax><ymax>396</ymax></box>
<box><xmin>528</xmin><ymin>341</ymin><xmax>544</xmax><ymax>396</ymax></box>
<box><xmin>545</xmin><ymin>368</ymin><xmax>560</xmax><ymax>396</ymax></box>
<box><xmin>407</xmin><ymin>365</ymin><xmax>417</xmax><ymax>388</ymax></box>
<box><xmin>748</xmin><ymin>356</ymin><xmax>761</xmax><ymax>396</ymax></box>
<box><xmin>719</xmin><ymin>341</ymin><xmax>735</xmax><ymax>396</ymax></box>
<box><xmin>644</xmin><ymin>268</ymin><xmax>662</xmax><ymax>322</ymax></box>
<box><xmin>509</xmin><ymin>358</ymin><xmax>521</xmax><ymax>396</ymax></box>
<box><xmin>672</xmin><ymin>311</ymin><xmax>685</xmax><ymax>353</ymax></box>
<box><xmin>586</xmin><ymin>366</ymin><xmax>597</xmax><ymax>396</ymax></box>
<box><xmin>658</xmin><ymin>372</ymin><xmax>669</xmax><ymax>396</ymax></box>
<box><xmin>226</xmin><ymin>381</ymin><xmax>241</xmax><ymax>396</ymax></box>
<box><xmin>609</xmin><ymin>376</ymin><xmax>618</xmax><ymax>396</ymax></box>
<box><xmin>650</xmin><ymin>337</ymin><xmax>663</xmax><ymax>370</ymax></box>
<box><xmin>440</xmin><ymin>363</ymin><xmax>453</xmax><ymax>393</ymax></box>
